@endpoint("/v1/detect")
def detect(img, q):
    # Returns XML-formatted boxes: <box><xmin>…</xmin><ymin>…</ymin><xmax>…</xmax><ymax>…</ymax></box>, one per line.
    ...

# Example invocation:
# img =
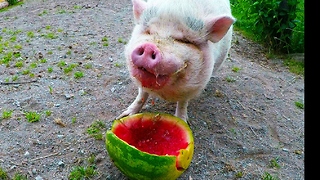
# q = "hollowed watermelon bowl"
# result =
<box><xmin>105</xmin><ymin>113</ymin><xmax>194</xmax><ymax>180</ymax></box>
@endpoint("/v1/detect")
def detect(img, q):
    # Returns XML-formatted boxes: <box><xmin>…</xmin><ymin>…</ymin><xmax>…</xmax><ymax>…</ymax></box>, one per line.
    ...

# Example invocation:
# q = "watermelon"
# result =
<box><xmin>105</xmin><ymin>113</ymin><xmax>194</xmax><ymax>180</ymax></box>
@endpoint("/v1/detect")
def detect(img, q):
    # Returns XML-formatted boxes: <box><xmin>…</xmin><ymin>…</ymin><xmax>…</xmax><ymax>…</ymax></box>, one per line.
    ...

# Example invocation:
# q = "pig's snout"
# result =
<box><xmin>131</xmin><ymin>43</ymin><xmax>179</xmax><ymax>76</ymax></box>
<box><xmin>131</xmin><ymin>43</ymin><xmax>162</xmax><ymax>73</ymax></box>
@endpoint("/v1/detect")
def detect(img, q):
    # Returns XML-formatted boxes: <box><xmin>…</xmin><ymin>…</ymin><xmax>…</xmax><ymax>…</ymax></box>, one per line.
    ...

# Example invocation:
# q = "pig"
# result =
<box><xmin>118</xmin><ymin>0</ymin><xmax>235</xmax><ymax>122</ymax></box>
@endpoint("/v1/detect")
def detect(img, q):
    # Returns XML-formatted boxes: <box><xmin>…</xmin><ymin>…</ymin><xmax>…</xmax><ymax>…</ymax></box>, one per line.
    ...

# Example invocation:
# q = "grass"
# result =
<box><xmin>87</xmin><ymin>120</ymin><xmax>106</xmax><ymax>140</ymax></box>
<box><xmin>0</xmin><ymin>167</ymin><xmax>8</xmax><ymax>179</ymax></box>
<box><xmin>283</xmin><ymin>58</ymin><xmax>304</xmax><ymax>76</ymax></box>
<box><xmin>68</xmin><ymin>154</ymin><xmax>98</xmax><ymax>180</ymax></box>
<box><xmin>12</xmin><ymin>173</ymin><xmax>28</xmax><ymax>180</ymax></box>
<box><xmin>295</xmin><ymin>101</ymin><xmax>304</xmax><ymax>109</ymax></box>
<box><xmin>231</xmin><ymin>66</ymin><xmax>240</xmax><ymax>72</ymax></box>
<box><xmin>2</xmin><ymin>110</ymin><xmax>13</xmax><ymax>119</ymax></box>
<box><xmin>25</xmin><ymin>111</ymin><xmax>41</xmax><ymax>122</ymax></box>
<box><xmin>262</xmin><ymin>172</ymin><xmax>280</xmax><ymax>180</ymax></box>
<box><xmin>269</xmin><ymin>157</ymin><xmax>281</xmax><ymax>169</ymax></box>
<box><xmin>74</xmin><ymin>71</ymin><xmax>84</xmax><ymax>79</ymax></box>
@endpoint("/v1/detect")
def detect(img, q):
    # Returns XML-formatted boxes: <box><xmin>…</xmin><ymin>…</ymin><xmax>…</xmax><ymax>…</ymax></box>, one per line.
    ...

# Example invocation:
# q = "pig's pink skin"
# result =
<box><xmin>119</xmin><ymin>0</ymin><xmax>235</xmax><ymax>121</ymax></box>
<box><xmin>130</xmin><ymin>42</ymin><xmax>181</xmax><ymax>89</ymax></box>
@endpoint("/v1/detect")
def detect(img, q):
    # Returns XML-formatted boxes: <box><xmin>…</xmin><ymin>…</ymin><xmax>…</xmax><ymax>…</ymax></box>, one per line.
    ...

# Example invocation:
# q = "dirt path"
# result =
<box><xmin>0</xmin><ymin>0</ymin><xmax>304</xmax><ymax>179</ymax></box>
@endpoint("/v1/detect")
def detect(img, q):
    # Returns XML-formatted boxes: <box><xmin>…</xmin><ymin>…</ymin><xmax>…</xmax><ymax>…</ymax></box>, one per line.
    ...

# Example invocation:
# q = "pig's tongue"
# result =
<box><xmin>132</xmin><ymin>67</ymin><xmax>169</xmax><ymax>90</ymax></box>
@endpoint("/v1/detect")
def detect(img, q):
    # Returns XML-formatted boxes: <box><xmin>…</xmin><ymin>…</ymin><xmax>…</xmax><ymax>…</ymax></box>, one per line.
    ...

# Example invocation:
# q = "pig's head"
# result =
<box><xmin>125</xmin><ymin>0</ymin><xmax>235</xmax><ymax>100</ymax></box>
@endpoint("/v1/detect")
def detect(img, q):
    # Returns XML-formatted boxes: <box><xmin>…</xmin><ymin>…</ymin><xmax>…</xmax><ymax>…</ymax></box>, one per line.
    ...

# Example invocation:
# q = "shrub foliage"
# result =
<box><xmin>231</xmin><ymin>0</ymin><xmax>304</xmax><ymax>53</ymax></box>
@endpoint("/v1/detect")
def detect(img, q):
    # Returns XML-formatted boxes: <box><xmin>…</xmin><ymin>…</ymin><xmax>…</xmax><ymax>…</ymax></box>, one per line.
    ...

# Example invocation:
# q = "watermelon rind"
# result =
<box><xmin>105</xmin><ymin>113</ymin><xmax>194</xmax><ymax>180</ymax></box>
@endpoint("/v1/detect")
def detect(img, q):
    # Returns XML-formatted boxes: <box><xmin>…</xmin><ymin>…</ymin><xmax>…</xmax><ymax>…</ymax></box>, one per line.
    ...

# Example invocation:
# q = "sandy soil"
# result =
<box><xmin>0</xmin><ymin>0</ymin><xmax>304</xmax><ymax>179</ymax></box>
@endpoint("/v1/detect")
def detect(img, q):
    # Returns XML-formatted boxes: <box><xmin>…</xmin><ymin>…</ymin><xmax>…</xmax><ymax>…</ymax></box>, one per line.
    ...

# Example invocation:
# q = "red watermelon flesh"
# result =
<box><xmin>113</xmin><ymin>116</ymin><xmax>189</xmax><ymax>156</ymax></box>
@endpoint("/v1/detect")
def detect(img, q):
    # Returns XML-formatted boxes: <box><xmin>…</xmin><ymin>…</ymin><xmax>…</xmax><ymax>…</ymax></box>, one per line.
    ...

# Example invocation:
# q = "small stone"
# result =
<box><xmin>65</xmin><ymin>94</ymin><xmax>74</xmax><ymax>100</ymax></box>
<box><xmin>24</xmin><ymin>151</ymin><xmax>30</xmax><ymax>157</ymax></box>
<box><xmin>58</xmin><ymin>160</ymin><xmax>65</xmax><ymax>167</ymax></box>
<box><xmin>35</xmin><ymin>175</ymin><xmax>43</xmax><ymax>180</ymax></box>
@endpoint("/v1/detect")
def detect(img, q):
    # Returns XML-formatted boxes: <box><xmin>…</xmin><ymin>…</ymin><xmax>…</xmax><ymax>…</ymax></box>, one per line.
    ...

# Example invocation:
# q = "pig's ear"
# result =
<box><xmin>132</xmin><ymin>0</ymin><xmax>147</xmax><ymax>21</ymax></box>
<box><xmin>205</xmin><ymin>15</ymin><xmax>235</xmax><ymax>43</ymax></box>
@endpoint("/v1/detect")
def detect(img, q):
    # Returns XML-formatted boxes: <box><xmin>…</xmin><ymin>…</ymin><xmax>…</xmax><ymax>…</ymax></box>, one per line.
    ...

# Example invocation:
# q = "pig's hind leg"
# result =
<box><xmin>117</xmin><ymin>87</ymin><xmax>149</xmax><ymax>119</ymax></box>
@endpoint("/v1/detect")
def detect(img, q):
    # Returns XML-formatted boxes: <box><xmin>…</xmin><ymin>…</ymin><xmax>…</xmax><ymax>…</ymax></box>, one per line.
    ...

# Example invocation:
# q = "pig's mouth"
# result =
<box><xmin>131</xmin><ymin>66</ymin><xmax>170</xmax><ymax>90</ymax></box>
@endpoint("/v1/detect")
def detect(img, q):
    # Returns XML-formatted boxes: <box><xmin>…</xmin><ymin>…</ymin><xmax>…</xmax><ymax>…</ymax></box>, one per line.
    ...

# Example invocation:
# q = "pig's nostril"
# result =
<box><xmin>137</xmin><ymin>48</ymin><xmax>144</xmax><ymax>56</ymax></box>
<box><xmin>151</xmin><ymin>53</ymin><xmax>156</xmax><ymax>60</ymax></box>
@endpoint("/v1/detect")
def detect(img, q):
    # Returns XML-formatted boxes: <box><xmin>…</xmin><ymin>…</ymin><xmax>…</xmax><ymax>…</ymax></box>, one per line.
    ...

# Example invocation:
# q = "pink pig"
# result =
<box><xmin>118</xmin><ymin>0</ymin><xmax>235</xmax><ymax>122</ymax></box>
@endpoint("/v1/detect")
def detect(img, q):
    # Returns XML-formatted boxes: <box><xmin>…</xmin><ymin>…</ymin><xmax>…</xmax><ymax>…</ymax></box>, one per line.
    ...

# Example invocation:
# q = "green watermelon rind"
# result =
<box><xmin>105</xmin><ymin>113</ymin><xmax>194</xmax><ymax>180</ymax></box>
<box><xmin>106</xmin><ymin>131</ymin><xmax>181</xmax><ymax>180</ymax></box>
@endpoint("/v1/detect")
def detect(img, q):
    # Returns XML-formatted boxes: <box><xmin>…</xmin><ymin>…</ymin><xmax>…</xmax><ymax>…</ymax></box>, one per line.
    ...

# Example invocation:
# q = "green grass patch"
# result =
<box><xmin>74</xmin><ymin>71</ymin><xmax>84</xmax><ymax>79</ymax></box>
<box><xmin>2</xmin><ymin>110</ymin><xmax>13</xmax><ymax>119</ymax></box>
<box><xmin>283</xmin><ymin>58</ymin><xmax>304</xmax><ymax>76</ymax></box>
<box><xmin>25</xmin><ymin>111</ymin><xmax>41</xmax><ymax>123</ymax></box>
<box><xmin>294</xmin><ymin>101</ymin><xmax>304</xmax><ymax>109</ymax></box>
<box><xmin>87</xmin><ymin>120</ymin><xmax>106</xmax><ymax>140</ymax></box>
<box><xmin>262</xmin><ymin>172</ymin><xmax>280</xmax><ymax>180</ymax></box>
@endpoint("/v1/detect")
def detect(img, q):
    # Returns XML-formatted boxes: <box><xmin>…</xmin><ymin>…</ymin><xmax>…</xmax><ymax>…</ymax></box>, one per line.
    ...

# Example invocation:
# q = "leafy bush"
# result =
<box><xmin>231</xmin><ymin>0</ymin><xmax>304</xmax><ymax>53</ymax></box>
<box><xmin>7</xmin><ymin>0</ymin><xmax>19</xmax><ymax>5</ymax></box>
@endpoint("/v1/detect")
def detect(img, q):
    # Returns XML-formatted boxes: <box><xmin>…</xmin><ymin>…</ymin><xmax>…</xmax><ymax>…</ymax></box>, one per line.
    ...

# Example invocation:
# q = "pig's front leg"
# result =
<box><xmin>175</xmin><ymin>100</ymin><xmax>189</xmax><ymax>122</ymax></box>
<box><xmin>117</xmin><ymin>87</ymin><xmax>149</xmax><ymax>119</ymax></box>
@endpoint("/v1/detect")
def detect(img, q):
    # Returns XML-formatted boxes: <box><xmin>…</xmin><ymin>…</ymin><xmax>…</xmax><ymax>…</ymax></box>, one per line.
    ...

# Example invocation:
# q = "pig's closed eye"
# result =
<box><xmin>175</xmin><ymin>38</ymin><xmax>192</xmax><ymax>44</ymax></box>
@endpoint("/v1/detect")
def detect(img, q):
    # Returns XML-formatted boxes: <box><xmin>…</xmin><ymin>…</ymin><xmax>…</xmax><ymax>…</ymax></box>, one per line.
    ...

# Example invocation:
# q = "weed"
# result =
<box><xmin>102</xmin><ymin>36</ymin><xmax>109</xmax><ymax>46</ymax></box>
<box><xmin>10</xmin><ymin>35</ymin><xmax>17</xmax><ymax>42</ymax></box>
<box><xmin>232</xmin><ymin>66</ymin><xmax>240</xmax><ymax>72</ymax></box>
<box><xmin>25</xmin><ymin>111</ymin><xmax>41</xmax><ymax>123</ymax></box>
<box><xmin>12</xmin><ymin>173</ymin><xmax>28</xmax><ymax>180</ymax></box>
<box><xmin>45</xmin><ymin>25</ymin><xmax>51</xmax><ymax>30</ymax></box>
<box><xmin>295</xmin><ymin>101</ymin><xmax>304</xmax><ymax>109</ymax></box>
<box><xmin>225</xmin><ymin>76</ymin><xmax>236</xmax><ymax>82</ymax></box>
<box><xmin>43</xmin><ymin>32</ymin><xmax>57</xmax><ymax>39</ymax></box>
<box><xmin>13</xmin><ymin>51</ymin><xmax>21</xmax><ymax>58</ymax></box>
<box><xmin>40</xmin><ymin>58</ymin><xmax>47</xmax><ymax>63</ymax></box>
<box><xmin>66</xmin><ymin>50</ymin><xmax>72</xmax><ymax>55</ymax></box>
<box><xmin>45</xmin><ymin>110</ymin><xmax>52</xmax><ymax>117</ymax></box>
<box><xmin>114</xmin><ymin>62</ymin><xmax>122</xmax><ymax>67</ymax></box>
<box><xmin>58</xmin><ymin>60</ymin><xmax>66</xmax><ymax>67</ymax></box>
<box><xmin>48</xmin><ymin>67</ymin><xmax>53</xmax><ymax>73</ymax></box>
<box><xmin>29</xmin><ymin>62</ymin><xmax>37</xmax><ymax>69</ymax></box>
<box><xmin>74</xmin><ymin>71</ymin><xmax>84</xmax><ymax>79</ymax></box>
<box><xmin>283</xmin><ymin>58</ymin><xmax>304</xmax><ymax>76</ymax></box>
<box><xmin>27</xmin><ymin>31</ymin><xmax>35</xmax><ymax>38</ymax></box>
<box><xmin>87</xmin><ymin>154</ymin><xmax>96</xmax><ymax>165</ymax></box>
<box><xmin>2</xmin><ymin>110</ymin><xmax>13</xmax><ymax>119</ymax></box>
<box><xmin>118</xmin><ymin>37</ymin><xmax>126</xmax><ymax>44</ymax></box>
<box><xmin>87</xmin><ymin>120</ymin><xmax>106</xmax><ymax>140</ymax></box>
<box><xmin>12</xmin><ymin>75</ymin><xmax>18</xmax><ymax>81</ymax></box>
<box><xmin>48</xmin><ymin>86</ymin><xmax>53</xmax><ymax>94</ymax></box>
<box><xmin>269</xmin><ymin>157</ymin><xmax>281</xmax><ymax>169</ymax></box>
<box><xmin>73</xmin><ymin>5</ymin><xmax>82</xmax><ymax>9</ymax></box>
<box><xmin>47</xmin><ymin>50</ymin><xmax>53</xmax><ymax>55</ymax></box>
<box><xmin>71</xmin><ymin>117</ymin><xmax>77</xmax><ymax>124</ymax></box>
<box><xmin>261</xmin><ymin>172</ymin><xmax>280</xmax><ymax>180</ymax></box>
<box><xmin>38</xmin><ymin>10</ymin><xmax>48</xmax><ymax>16</ymax></box>
<box><xmin>68</xmin><ymin>165</ymin><xmax>97</xmax><ymax>180</ymax></box>
<box><xmin>84</xmin><ymin>63</ymin><xmax>92</xmax><ymax>69</ymax></box>
<box><xmin>22</xmin><ymin>69</ymin><xmax>30</xmax><ymax>75</ymax></box>
<box><xmin>101</xmin><ymin>36</ymin><xmax>108</xmax><ymax>42</ymax></box>
<box><xmin>64</xmin><ymin>64</ymin><xmax>77</xmax><ymax>74</ymax></box>
<box><xmin>0</xmin><ymin>167</ymin><xmax>8</xmax><ymax>179</ymax></box>
<box><xmin>14</xmin><ymin>44</ymin><xmax>22</xmax><ymax>50</ymax></box>
<box><xmin>235</xmin><ymin>171</ymin><xmax>244</xmax><ymax>178</ymax></box>
<box><xmin>58</xmin><ymin>9</ymin><xmax>67</xmax><ymax>14</ymax></box>
<box><xmin>15</xmin><ymin>61</ymin><xmax>24</xmax><ymax>68</ymax></box>
<box><xmin>57</xmin><ymin>28</ymin><xmax>63</xmax><ymax>33</ymax></box>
